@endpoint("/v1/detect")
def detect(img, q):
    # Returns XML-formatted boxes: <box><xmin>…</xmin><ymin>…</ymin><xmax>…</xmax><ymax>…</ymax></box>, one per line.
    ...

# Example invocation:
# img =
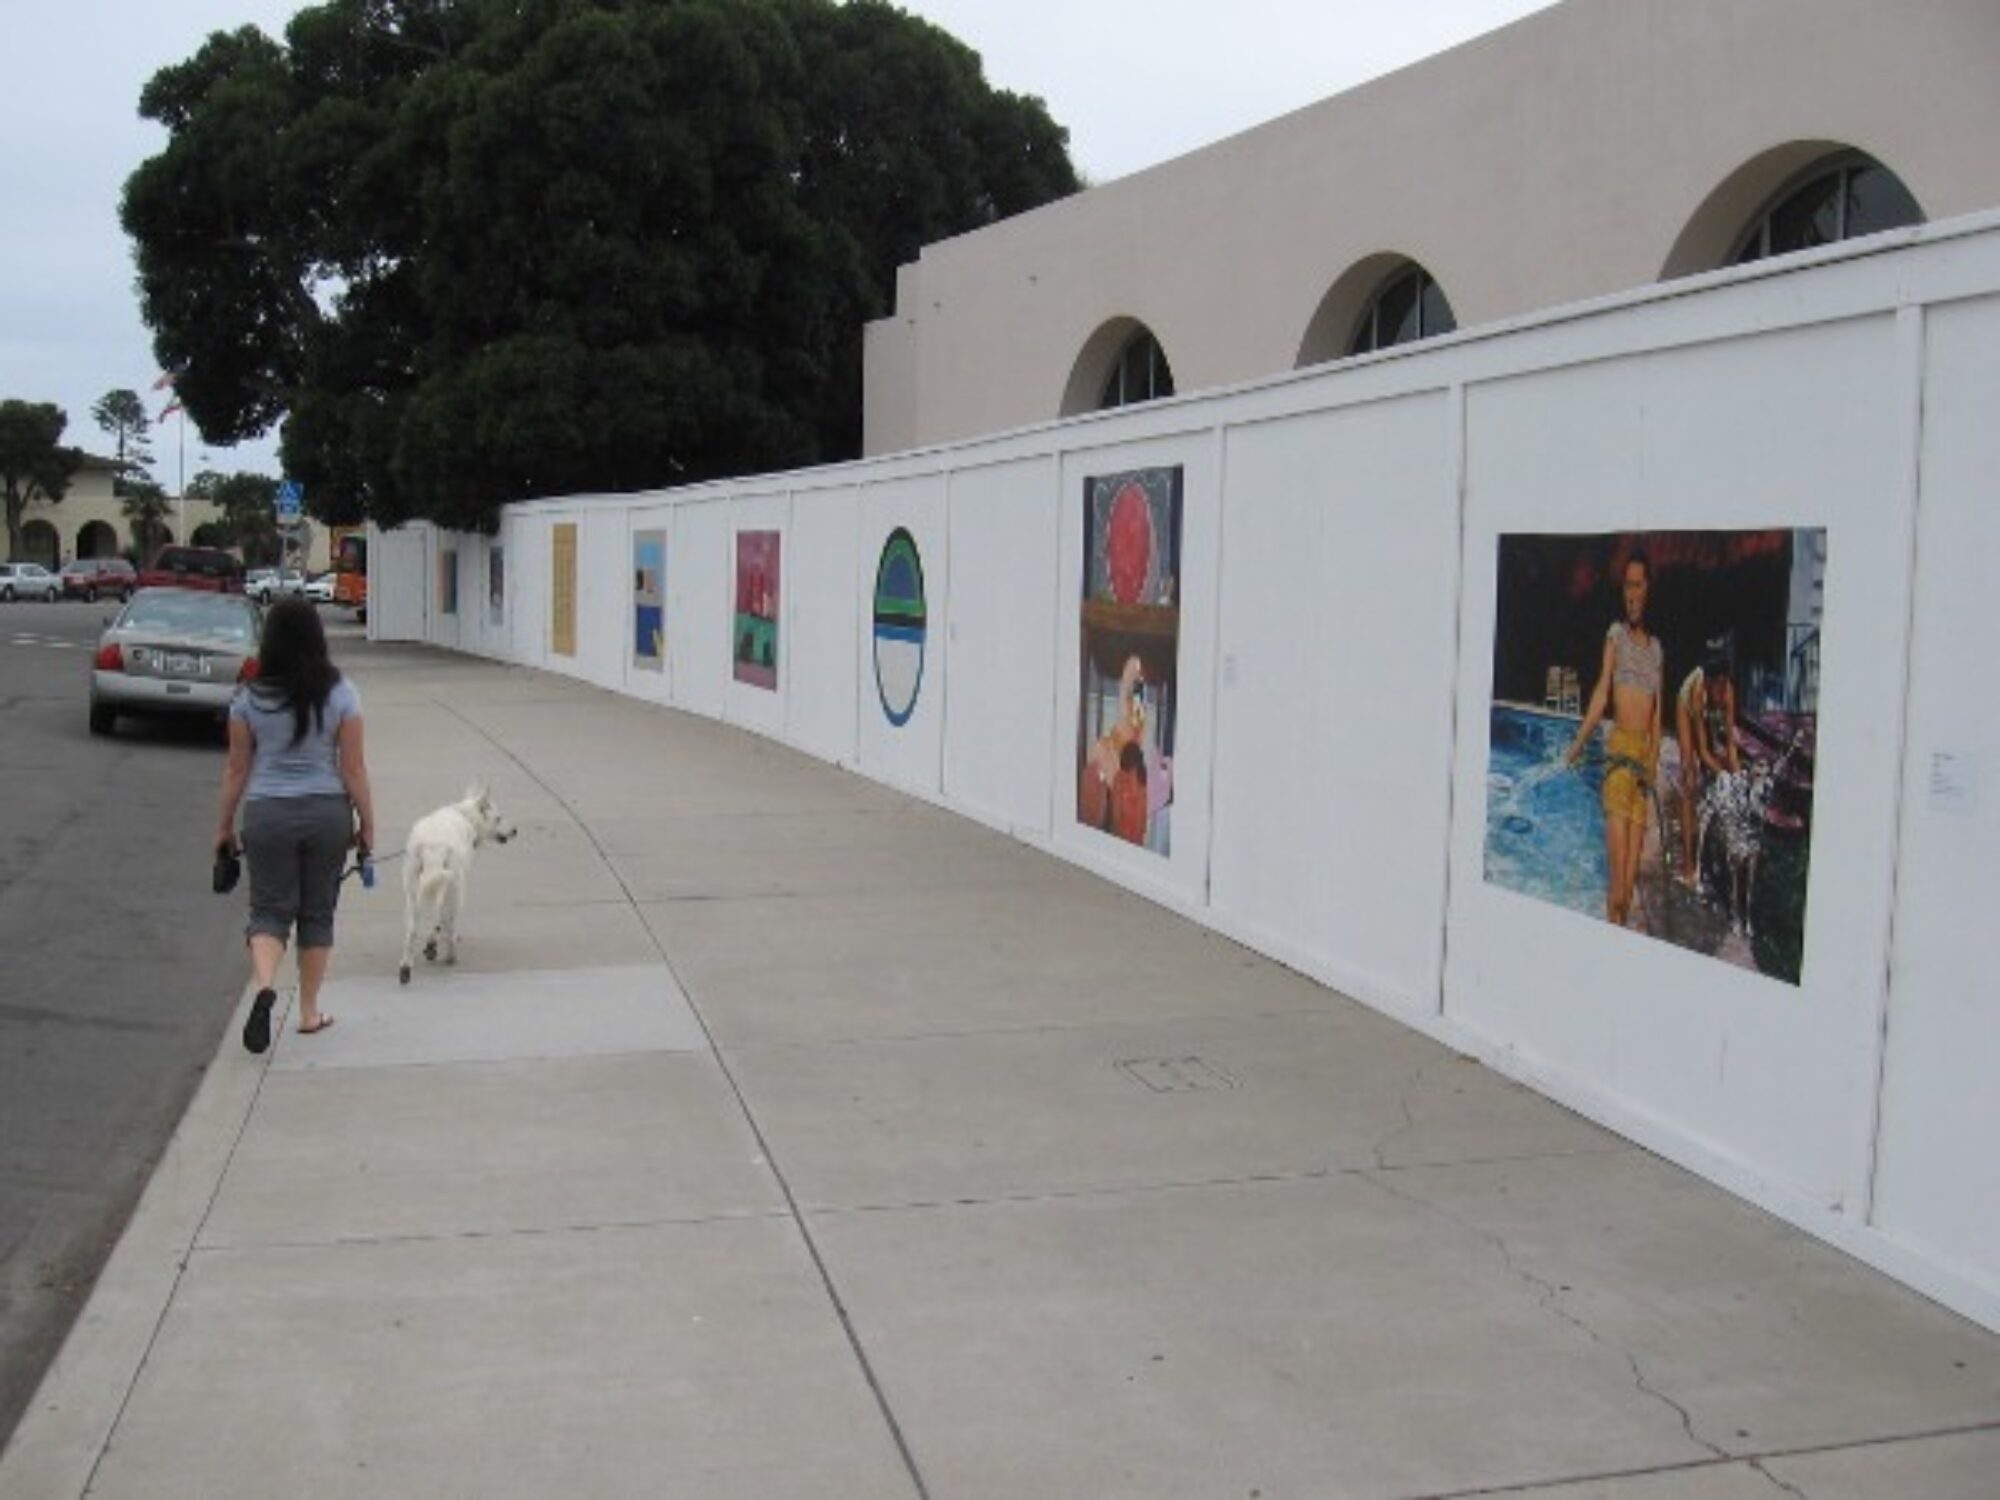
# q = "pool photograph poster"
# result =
<box><xmin>733</xmin><ymin>529</ymin><xmax>780</xmax><ymax>691</ymax></box>
<box><xmin>633</xmin><ymin>529</ymin><xmax>664</xmax><ymax>671</ymax></box>
<box><xmin>1483</xmin><ymin>528</ymin><xmax>1824</xmax><ymax>985</ymax></box>
<box><xmin>1077</xmin><ymin>465</ymin><xmax>1182</xmax><ymax>855</ymax></box>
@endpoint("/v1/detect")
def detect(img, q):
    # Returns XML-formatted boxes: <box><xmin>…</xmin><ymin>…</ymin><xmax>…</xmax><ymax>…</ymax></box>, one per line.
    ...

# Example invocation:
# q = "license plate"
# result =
<box><xmin>165</xmin><ymin>653</ymin><xmax>202</xmax><ymax>676</ymax></box>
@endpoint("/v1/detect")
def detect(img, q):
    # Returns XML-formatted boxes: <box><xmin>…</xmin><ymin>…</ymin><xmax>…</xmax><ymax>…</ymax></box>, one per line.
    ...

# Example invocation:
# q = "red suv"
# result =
<box><xmin>136</xmin><ymin>545</ymin><xmax>245</xmax><ymax>594</ymax></box>
<box><xmin>60</xmin><ymin>557</ymin><xmax>138</xmax><ymax>602</ymax></box>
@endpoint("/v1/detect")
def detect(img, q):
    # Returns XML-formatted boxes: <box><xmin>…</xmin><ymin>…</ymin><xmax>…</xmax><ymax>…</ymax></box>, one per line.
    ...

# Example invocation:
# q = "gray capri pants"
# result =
<box><xmin>242</xmin><ymin>794</ymin><xmax>353</xmax><ymax>948</ymax></box>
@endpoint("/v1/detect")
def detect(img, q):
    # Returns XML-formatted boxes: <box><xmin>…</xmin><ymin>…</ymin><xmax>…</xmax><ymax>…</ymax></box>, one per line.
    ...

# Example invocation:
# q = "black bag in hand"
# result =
<box><xmin>213</xmin><ymin>843</ymin><xmax>242</xmax><ymax>895</ymax></box>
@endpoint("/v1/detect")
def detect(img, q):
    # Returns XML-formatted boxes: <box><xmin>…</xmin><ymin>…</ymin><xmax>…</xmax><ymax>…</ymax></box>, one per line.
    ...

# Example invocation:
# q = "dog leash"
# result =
<box><xmin>341</xmin><ymin>845</ymin><xmax>406</xmax><ymax>887</ymax></box>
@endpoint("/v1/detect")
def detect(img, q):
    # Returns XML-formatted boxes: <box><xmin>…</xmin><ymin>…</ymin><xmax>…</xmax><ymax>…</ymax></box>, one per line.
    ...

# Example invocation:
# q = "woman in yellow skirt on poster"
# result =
<box><xmin>1565</xmin><ymin>551</ymin><xmax>1664</xmax><ymax>929</ymax></box>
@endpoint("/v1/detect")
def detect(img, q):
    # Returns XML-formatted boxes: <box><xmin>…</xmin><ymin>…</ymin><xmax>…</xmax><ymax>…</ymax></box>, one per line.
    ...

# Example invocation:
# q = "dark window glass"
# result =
<box><xmin>1734</xmin><ymin>156</ymin><xmax>1923</xmax><ymax>266</ymax></box>
<box><xmin>1348</xmin><ymin>264</ymin><xmax>1457</xmax><ymax>356</ymax></box>
<box><xmin>1845</xmin><ymin>162</ymin><xmax>1922</xmax><ymax>239</ymax></box>
<box><xmin>1767</xmin><ymin>173</ymin><xmax>1843</xmax><ymax>257</ymax></box>
<box><xmin>1098</xmin><ymin>331</ymin><xmax>1175</xmax><ymax>410</ymax></box>
<box><xmin>1419</xmin><ymin>278</ymin><xmax>1458</xmax><ymax>338</ymax></box>
<box><xmin>1379</xmin><ymin>271</ymin><xmax>1423</xmax><ymax>347</ymax></box>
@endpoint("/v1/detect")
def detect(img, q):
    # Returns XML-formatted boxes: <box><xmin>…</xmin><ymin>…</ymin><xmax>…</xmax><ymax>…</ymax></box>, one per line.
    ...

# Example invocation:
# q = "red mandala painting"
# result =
<box><xmin>1105</xmin><ymin>481</ymin><xmax>1155</xmax><ymax>604</ymax></box>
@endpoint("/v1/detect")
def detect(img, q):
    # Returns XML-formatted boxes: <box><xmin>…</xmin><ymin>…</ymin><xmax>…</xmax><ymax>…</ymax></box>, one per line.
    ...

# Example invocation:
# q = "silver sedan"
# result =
<box><xmin>89</xmin><ymin>588</ymin><xmax>263</xmax><ymax>737</ymax></box>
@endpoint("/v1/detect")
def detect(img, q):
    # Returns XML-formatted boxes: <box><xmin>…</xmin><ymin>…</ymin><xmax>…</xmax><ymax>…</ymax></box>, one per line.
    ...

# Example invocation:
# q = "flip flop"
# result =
<box><xmin>298</xmin><ymin>1015</ymin><xmax>336</xmax><ymax>1035</ymax></box>
<box><xmin>243</xmin><ymin>988</ymin><xmax>276</xmax><ymax>1054</ymax></box>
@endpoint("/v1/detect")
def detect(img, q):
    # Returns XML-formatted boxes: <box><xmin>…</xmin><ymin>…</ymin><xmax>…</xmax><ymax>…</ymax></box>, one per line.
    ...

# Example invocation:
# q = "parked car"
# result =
<box><xmin>59</xmin><ymin>557</ymin><xmax>138</xmax><ymax>602</ymax></box>
<box><xmin>304</xmin><ymin>573</ymin><xmax>335</xmax><ymax>603</ymax></box>
<box><xmin>248</xmin><ymin>567</ymin><xmax>307</xmax><ymax>602</ymax></box>
<box><xmin>0</xmin><ymin>562</ymin><xmax>61</xmax><ymax>601</ymax></box>
<box><xmin>135</xmin><ymin>545</ymin><xmax>245</xmax><ymax>594</ymax></box>
<box><xmin>89</xmin><ymin>588</ymin><xmax>263</xmax><ymax>737</ymax></box>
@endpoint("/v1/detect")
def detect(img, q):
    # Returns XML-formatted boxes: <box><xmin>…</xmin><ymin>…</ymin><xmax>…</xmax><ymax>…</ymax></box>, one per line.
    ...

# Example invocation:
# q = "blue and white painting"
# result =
<box><xmin>872</xmin><ymin>528</ymin><xmax>926</xmax><ymax>726</ymax></box>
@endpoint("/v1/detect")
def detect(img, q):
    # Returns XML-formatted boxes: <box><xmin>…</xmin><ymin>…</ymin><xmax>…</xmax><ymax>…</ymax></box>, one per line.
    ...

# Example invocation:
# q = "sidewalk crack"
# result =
<box><xmin>1369</xmin><ymin>1061</ymin><xmax>1430</xmax><ymax>1170</ymax></box>
<box><xmin>1362</xmin><ymin>1170</ymin><xmax>1728</xmax><ymax>1461</ymax></box>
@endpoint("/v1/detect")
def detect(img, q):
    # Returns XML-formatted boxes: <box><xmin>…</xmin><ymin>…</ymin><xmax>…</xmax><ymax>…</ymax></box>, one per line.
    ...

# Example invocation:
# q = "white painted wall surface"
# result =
<box><xmin>578</xmin><ymin>509</ymin><xmax>626</xmax><ymax>693</ymax></box>
<box><xmin>785</xmin><ymin>483</ymin><xmax>860</xmax><ymax>769</ymax></box>
<box><xmin>1210</xmin><ymin>393</ymin><xmax>1460</xmax><ymax>1022</ymax></box>
<box><xmin>940</xmin><ymin>456</ymin><xmax>1060</xmax><ymax>838</ymax></box>
<box><xmin>1871</xmin><ymin>292</ymin><xmax>2000</xmax><ymax>1301</ymax></box>
<box><xmin>670</xmin><ymin>499</ymin><xmax>728</xmax><ymax>722</ymax></box>
<box><xmin>365</xmin><ymin>522</ymin><xmax>429</xmax><ymax>643</ymax></box>
<box><xmin>420</xmin><ymin>216</ymin><xmax>2000</xmax><ymax>1332</ymax></box>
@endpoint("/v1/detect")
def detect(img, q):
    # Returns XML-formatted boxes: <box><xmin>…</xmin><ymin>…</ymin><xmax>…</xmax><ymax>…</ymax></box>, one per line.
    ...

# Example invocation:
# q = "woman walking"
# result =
<box><xmin>215</xmin><ymin>598</ymin><xmax>376</xmax><ymax>1052</ymax></box>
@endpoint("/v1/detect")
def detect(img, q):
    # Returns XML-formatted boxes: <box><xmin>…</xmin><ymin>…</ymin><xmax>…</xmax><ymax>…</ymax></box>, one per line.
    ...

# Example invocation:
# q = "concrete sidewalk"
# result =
<box><xmin>4</xmin><ymin>640</ymin><xmax>1996</xmax><ymax>1499</ymax></box>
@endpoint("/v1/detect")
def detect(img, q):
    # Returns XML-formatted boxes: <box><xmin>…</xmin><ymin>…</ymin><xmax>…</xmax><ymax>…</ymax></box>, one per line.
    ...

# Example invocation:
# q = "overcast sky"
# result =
<box><xmin>0</xmin><ymin>0</ymin><xmax>1554</xmax><ymax>483</ymax></box>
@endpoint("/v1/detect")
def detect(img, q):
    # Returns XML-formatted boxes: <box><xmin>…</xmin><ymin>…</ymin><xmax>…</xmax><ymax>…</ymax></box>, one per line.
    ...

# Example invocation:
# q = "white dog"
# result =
<box><xmin>398</xmin><ymin>782</ymin><xmax>516</xmax><ymax>984</ymax></box>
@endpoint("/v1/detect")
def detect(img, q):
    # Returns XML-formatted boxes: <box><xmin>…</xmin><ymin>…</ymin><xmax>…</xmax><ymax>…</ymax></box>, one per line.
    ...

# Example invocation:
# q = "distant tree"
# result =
<box><xmin>121</xmin><ymin>478</ymin><xmax>173</xmax><ymax>562</ymax></box>
<box><xmin>91</xmin><ymin>389</ymin><xmax>155</xmax><ymax>497</ymax></box>
<box><xmin>0</xmin><ymin>400</ymin><xmax>83</xmax><ymax>561</ymax></box>
<box><xmin>207</xmin><ymin>471</ymin><xmax>282</xmax><ymax>565</ymax></box>
<box><xmin>121</xmin><ymin>0</ymin><xmax>1079</xmax><ymax>533</ymax></box>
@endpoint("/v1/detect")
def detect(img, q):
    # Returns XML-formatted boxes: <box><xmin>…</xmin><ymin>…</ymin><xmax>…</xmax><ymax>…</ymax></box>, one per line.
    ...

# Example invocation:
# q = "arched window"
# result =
<box><xmin>1098</xmin><ymin>329</ymin><xmax>1175</xmax><ymax>410</ymax></box>
<box><xmin>20</xmin><ymin>519</ymin><xmax>60</xmax><ymax>566</ymax></box>
<box><xmin>76</xmin><ymin>519</ymin><xmax>119</xmax><ymax>559</ymax></box>
<box><xmin>1730</xmin><ymin>153</ymin><xmax>1922</xmax><ymax>265</ymax></box>
<box><xmin>1349</xmin><ymin>263</ymin><xmax>1456</xmax><ymax>355</ymax></box>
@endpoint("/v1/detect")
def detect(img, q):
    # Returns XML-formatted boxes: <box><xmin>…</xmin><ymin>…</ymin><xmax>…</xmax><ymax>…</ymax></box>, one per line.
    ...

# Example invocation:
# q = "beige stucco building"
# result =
<box><xmin>864</xmin><ymin>0</ymin><xmax>2000</xmax><ymax>454</ymax></box>
<box><xmin>7</xmin><ymin>456</ymin><xmax>330</xmax><ymax>570</ymax></box>
<box><xmin>7</xmin><ymin>456</ymin><xmax>225</xmax><ymax>566</ymax></box>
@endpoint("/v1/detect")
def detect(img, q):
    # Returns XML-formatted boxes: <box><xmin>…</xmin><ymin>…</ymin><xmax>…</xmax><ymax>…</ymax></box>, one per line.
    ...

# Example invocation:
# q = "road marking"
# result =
<box><xmin>9</xmin><ymin>635</ymin><xmax>78</xmax><ymax>649</ymax></box>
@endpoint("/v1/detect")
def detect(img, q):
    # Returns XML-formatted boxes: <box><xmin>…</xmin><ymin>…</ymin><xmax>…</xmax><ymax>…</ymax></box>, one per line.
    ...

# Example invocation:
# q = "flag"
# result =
<box><xmin>159</xmin><ymin>400</ymin><xmax>183</xmax><ymax>421</ymax></box>
<box><xmin>152</xmin><ymin>369</ymin><xmax>179</xmax><ymax>391</ymax></box>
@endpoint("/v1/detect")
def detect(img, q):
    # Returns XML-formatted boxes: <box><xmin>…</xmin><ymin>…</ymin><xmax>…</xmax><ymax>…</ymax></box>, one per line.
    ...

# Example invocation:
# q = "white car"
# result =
<box><xmin>305</xmin><ymin>573</ymin><xmax>335</xmax><ymax>603</ymax></box>
<box><xmin>248</xmin><ymin>567</ymin><xmax>307</xmax><ymax>602</ymax></box>
<box><xmin>0</xmin><ymin>562</ymin><xmax>60</xmax><ymax>601</ymax></box>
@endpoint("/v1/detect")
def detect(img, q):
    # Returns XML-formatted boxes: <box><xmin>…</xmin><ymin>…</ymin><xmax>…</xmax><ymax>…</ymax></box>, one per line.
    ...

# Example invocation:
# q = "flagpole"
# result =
<box><xmin>155</xmin><ymin>372</ymin><xmax>185</xmax><ymax>548</ymax></box>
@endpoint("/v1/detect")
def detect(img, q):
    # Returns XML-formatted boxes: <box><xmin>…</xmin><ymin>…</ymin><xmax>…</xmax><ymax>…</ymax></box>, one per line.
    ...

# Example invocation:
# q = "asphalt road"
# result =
<box><xmin>0</xmin><ymin>597</ymin><xmax>248</xmax><ymax>1448</ymax></box>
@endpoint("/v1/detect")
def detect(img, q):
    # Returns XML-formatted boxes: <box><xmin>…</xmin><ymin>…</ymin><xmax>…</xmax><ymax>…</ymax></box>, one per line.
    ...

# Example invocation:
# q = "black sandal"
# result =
<box><xmin>243</xmin><ymin>988</ymin><xmax>276</xmax><ymax>1054</ymax></box>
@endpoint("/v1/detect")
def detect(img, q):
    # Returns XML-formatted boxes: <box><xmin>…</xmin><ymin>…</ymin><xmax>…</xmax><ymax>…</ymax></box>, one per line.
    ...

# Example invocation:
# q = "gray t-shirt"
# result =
<box><xmin>230</xmin><ymin>676</ymin><xmax>362</xmax><ymax>800</ymax></box>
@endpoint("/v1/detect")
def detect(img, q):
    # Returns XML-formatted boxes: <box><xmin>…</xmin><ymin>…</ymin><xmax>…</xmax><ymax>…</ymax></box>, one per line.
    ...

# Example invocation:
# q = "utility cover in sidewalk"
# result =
<box><xmin>1116</xmin><ymin>1056</ymin><xmax>1238</xmax><ymax>1092</ymax></box>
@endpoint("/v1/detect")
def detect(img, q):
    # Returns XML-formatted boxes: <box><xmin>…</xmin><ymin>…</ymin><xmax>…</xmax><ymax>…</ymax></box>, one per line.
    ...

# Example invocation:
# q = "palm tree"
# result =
<box><xmin>120</xmin><ymin>479</ymin><xmax>172</xmax><ymax>561</ymax></box>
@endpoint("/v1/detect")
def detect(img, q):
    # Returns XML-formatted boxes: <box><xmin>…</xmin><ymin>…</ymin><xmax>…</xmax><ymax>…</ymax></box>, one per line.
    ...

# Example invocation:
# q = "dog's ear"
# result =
<box><xmin>466</xmin><ymin>778</ymin><xmax>489</xmax><ymax>805</ymax></box>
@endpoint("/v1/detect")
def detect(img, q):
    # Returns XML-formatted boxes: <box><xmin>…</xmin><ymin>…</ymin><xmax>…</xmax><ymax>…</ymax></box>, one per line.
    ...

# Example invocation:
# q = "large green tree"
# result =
<box><xmin>122</xmin><ymin>0</ymin><xmax>1079</xmax><ymax>533</ymax></box>
<box><xmin>91</xmin><ymin>389</ymin><xmax>155</xmax><ymax>497</ymax></box>
<box><xmin>0</xmin><ymin>401</ymin><xmax>83</xmax><ymax>560</ymax></box>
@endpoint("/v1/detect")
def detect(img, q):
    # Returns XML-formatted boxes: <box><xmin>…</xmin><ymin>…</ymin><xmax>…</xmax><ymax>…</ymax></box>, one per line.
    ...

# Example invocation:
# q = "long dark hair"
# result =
<box><xmin>252</xmin><ymin>598</ymin><xmax>341</xmax><ymax>747</ymax></box>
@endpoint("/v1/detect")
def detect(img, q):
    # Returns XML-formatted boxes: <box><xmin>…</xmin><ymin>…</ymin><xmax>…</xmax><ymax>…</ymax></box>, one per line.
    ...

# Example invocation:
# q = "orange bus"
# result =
<box><xmin>331</xmin><ymin>526</ymin><xmax>367</xmax><ymax>618</ymax></box>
